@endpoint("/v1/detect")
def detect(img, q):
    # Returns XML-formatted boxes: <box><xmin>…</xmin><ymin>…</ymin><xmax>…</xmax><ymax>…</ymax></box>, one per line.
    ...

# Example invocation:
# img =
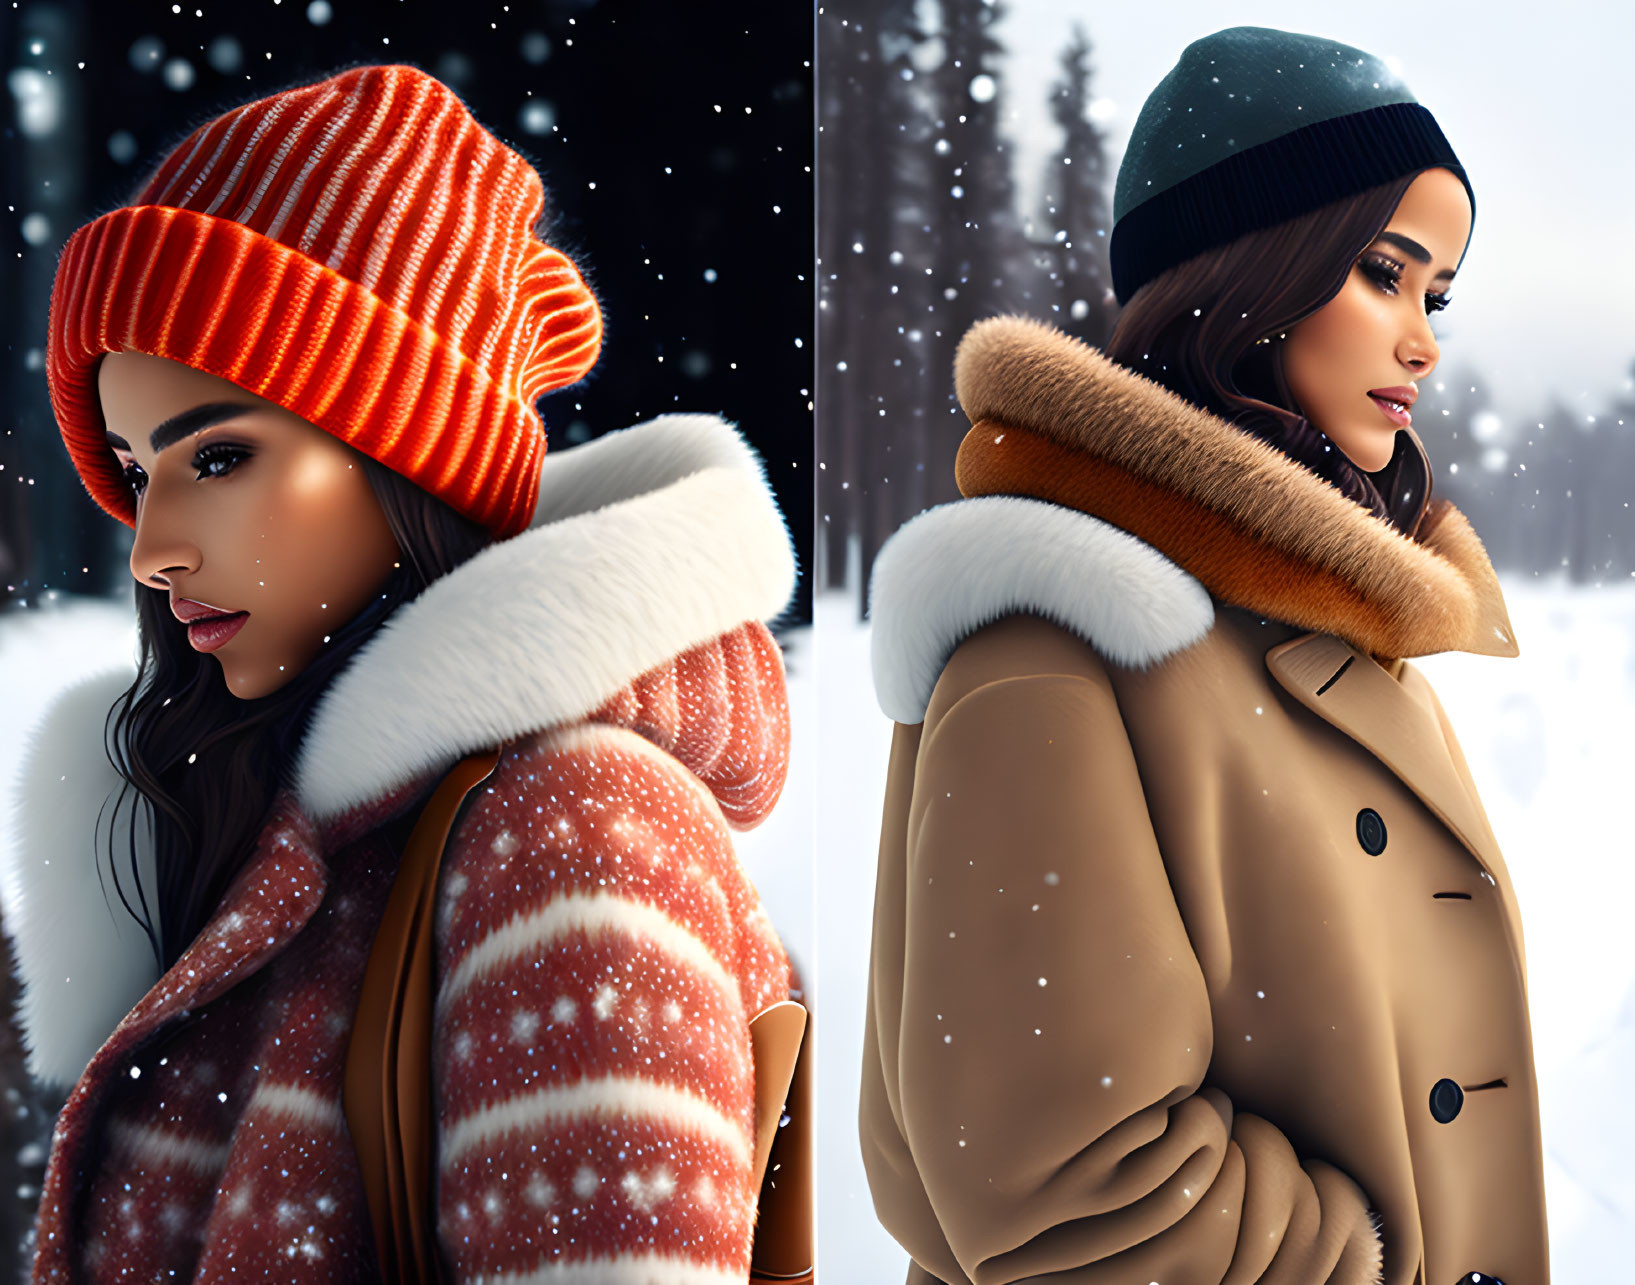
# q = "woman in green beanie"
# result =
<box><xmin>861</xmin><ymin>26</ymin><xmax>1541</xmax><ymax>1285</ymax></box>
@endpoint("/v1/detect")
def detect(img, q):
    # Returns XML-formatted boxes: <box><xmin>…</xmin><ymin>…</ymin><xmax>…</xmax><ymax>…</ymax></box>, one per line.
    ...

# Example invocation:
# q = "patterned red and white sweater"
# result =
<box><xmin>1</xmin><ymin>414</ymin><xmax>798</xmax><ymax>1282</ymax></box>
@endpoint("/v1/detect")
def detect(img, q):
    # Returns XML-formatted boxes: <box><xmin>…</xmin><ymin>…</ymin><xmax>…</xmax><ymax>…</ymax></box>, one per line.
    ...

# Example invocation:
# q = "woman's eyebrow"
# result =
<box><xmin>1374</xmin><ymin>231</ymin><xmax>1456</xmax><ymax>282</ymax></box>
<box><xmin>104</xmin><ymin>401</ymin><xmax>260</xmax><ymax>454</ymax></box>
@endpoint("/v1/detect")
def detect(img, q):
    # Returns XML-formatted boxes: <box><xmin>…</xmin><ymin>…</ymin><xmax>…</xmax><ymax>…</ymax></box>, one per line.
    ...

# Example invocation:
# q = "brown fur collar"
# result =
<box><xmin>952</xmin><ymin>314</ymin><xmax>1517</xmax><ymax>661</ymax></box>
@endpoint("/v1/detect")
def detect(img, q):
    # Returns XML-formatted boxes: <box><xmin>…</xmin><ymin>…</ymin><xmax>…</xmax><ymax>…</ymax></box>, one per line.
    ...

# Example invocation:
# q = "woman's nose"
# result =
<box><xmin>129</xmin><ymin>502</ymin><xmax>202</xmax><ymax>590</ymax></box>
<box><xmin>1398</xmin><ymin>315</ymin><xmax>1439</xmax><ymax>378</ymax></box>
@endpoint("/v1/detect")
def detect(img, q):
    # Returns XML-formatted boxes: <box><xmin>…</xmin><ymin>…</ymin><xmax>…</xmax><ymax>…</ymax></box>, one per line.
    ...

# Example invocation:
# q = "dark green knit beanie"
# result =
<box><xmin>1109</xmin><ymin>26</ymin><xmax>1475</xmax><ymax>304</ymax></box>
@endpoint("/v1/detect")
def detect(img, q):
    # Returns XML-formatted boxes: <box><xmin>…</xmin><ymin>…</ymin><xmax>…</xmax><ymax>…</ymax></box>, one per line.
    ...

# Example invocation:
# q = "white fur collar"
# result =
<box><xmin>293</xmin><ymin>412</ymin><xmax>795</xmax><ymax>822</ymax></box>
<box><xmin>869</xmin><ymin>495</ymin><xmax>1215</xmax><ymax>724</ymax></box>
<box><xmin>2</xmin><ymin>668</ymin><xmax>161</xmax><ymax>1091</ymax></box>
<box><xmin>2</xmin><ymin>413</ymin><xmax>795</xmax><ymax>1090</ymax></box>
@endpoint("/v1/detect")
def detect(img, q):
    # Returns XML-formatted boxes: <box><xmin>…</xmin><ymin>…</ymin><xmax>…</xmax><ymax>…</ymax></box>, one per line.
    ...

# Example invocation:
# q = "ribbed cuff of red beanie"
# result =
<box><xmin>47</xmin><ymin>203</ymin><xmax>600</xmax><ymax>541</ymax></box>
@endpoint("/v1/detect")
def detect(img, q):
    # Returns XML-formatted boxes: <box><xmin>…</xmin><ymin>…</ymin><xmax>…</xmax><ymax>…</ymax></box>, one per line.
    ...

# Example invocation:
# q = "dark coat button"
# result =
<box><xmin>1454</xmin><ymin>1275</ymin><xmax>1505</xmax><ymax>1285</ymax></box>
<box><xmin>1430</xmin><ymin>1078</ymin><xmax>1464</xmax><ymax>1123</ymax></box>
<box><xmin>1356</xmin><ymin>808</ymin><xmax>1387</xmax><ymax>855</ymax></box>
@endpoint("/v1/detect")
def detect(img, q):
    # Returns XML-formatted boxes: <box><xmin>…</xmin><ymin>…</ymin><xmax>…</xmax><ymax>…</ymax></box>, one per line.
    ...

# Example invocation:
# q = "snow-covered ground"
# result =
<box><xmin>814</xmin><ymin>578</ymin><xmax>1635</xmax><ymax>1282</ymax></box>
<box><xmin>1411</xmin><ymin>581</ymin><xmax>1635</xmax><ymax>1278</ymax></box>
<box><xmin>4</xmin><ymin>581</ymin><xmax>1633</xmax><ymax>1277</ymax></box>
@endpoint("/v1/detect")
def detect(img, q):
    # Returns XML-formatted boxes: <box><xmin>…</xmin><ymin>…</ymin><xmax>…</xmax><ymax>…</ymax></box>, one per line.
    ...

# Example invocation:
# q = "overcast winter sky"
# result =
<box><xmin>995</xmin><ymin>0</ymin><xmax>1634</xmax><ymax>418</ymax></box>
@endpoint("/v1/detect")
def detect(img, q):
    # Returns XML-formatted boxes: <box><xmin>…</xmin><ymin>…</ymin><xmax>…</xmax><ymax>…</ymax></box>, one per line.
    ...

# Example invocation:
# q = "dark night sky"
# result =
<box><xmin>0</xmin><ymin>0</ymin><xmax>814</xmax><ymax>618</ymax></box>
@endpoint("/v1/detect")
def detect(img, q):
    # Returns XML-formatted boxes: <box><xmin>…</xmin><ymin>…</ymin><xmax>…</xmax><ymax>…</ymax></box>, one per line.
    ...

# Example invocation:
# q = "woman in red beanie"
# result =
<box><xmin>5</xmin><ymin>63</ymin><xmax>801</xmax><ymax>1283</ymax></box>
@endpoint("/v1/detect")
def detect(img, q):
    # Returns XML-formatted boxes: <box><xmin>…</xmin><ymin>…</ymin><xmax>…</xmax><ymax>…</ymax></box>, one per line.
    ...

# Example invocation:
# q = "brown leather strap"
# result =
<box><xmin>343</xmin><ymin>747</ymin><xmax>501</xmax><ymax>1285</ymax></box>
<box><xmin>749</xmin><ymin>1000</ymin><xmax>806</xmax><ymax>1191</ymax></box>
<box><xmin>343</xmin><ymin>745</ymin><xmax>814</xmax><ymax>1281</ymax></box>
<box><xmin>750</xmin><ymin>1006</ymin><xmax>814</xmax><ymax>1280</ymax></box>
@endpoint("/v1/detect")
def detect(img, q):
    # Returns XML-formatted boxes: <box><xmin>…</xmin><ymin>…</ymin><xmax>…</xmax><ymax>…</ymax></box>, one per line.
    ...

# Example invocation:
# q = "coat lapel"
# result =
<box><xmin>110</xmin><ymin>789</ymin><xmax>329</xmax><ymax>1043</ymax></box>
<box><xmin>1264</xmin><ymin>632</ymin><xmax>1528</xmax><ymax>981</ymax></box>
<box><xmin>1265</xmin><ymin>633</ymin><xmax>1498</xmax><ymax>872</ymax></box>
<box><xmin>31</xmin><ymin>787</ymin><xmax>332</xmax><ymax>1264</ymax></box>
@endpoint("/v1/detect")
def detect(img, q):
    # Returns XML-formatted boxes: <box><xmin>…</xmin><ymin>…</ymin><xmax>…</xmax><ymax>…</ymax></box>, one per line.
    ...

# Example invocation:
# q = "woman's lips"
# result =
<box><xmin>1368</xmin><ymin>393</ymin><xmax>1412</xmax><ymax>428</ymax></box>
<box><xmin>186</xmin><ymin>612</ymin><xmax>250</xmax><ymax>653</ymax></box>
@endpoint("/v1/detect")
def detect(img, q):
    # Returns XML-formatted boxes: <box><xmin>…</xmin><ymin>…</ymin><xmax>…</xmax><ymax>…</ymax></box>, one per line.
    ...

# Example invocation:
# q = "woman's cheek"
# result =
<box><xmin>216</xmin><ymin>459</ymin><xmax>394</xmax><ymax>695</ymax></box>
<box><xmin>1282</xmin><ymin>336</ymin><xmax>1330</xmax><ymax>424</ymax></box>
<box><xmin>1288</xmin><ymin>297</ymin><xmax>1363</xmax><ymax>418</ymax></box>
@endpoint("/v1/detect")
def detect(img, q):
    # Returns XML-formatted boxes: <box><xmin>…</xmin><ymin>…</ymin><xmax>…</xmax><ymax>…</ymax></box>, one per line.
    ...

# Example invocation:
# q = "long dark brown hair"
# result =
<box><xmin>97</xmin><ymin>453</ymin><xmax>492</xmax><ymax>973</ymax></box>
<box><xmin>1106</xmin><ymin>172</ymin><xmax>1431</xmax><ymax>537</ymax></box>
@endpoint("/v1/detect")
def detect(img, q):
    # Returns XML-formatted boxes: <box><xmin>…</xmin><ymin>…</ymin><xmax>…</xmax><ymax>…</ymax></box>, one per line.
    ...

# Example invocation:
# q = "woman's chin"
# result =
<box><xmin>1323</xmin><ymin>425</ymin><xmax>1397</xmax><ymax>474</ymax></box>
<box><xmin>217</xmin><ymin>660</ymin><xmax>293</xmax><ymax>702</ymax></box>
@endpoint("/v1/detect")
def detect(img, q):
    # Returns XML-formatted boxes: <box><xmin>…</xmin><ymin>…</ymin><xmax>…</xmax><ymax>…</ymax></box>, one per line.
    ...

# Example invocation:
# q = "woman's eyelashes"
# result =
<box><xmin>1357</xmin><ymin>253</ymin><xmax>1452</xmax><ymax>314</ymax></box>
<box><xmin>192</xmin><ymin>441</ymin><xmax>251</xmax><ymax>480</ymax></box>
<box><xmin>120</xmin><ymin>441</ymin><xmax>253</xmax><ymax>495</ymax></box>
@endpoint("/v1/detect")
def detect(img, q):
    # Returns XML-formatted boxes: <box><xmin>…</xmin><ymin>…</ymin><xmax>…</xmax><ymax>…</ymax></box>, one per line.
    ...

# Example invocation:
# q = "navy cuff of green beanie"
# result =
<box><xmin>1109</xmin><ymin>101</ymin><xmax>1474</xmax><ymax>305</ymax></box>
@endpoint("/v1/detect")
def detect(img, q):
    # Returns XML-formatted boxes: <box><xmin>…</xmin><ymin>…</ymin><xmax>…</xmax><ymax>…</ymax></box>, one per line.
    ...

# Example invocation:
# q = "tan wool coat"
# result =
<box><xmin>860</xmin><ymin>316</ymin><xmax>1547</xmax><ymax>1285</ymax></box>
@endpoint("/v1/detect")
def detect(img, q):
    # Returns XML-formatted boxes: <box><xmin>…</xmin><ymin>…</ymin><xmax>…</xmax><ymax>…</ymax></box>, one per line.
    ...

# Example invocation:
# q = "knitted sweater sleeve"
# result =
<box><xmin>430</xmin><ymin>625</ymin><xmax>791</xmax><ymax>1281</ymax></box>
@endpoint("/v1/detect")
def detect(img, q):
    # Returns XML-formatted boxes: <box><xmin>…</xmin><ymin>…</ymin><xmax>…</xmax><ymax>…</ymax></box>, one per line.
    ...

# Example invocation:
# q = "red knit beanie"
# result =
<box><xmin>46</xmin><ymin>63</ymin><xmax>602</xmax><ymax>540</ymax></box>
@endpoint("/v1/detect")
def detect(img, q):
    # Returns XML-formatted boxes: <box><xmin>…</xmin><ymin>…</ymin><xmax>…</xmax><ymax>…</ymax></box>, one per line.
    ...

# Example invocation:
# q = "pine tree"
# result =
<box><xmin>868</xmin><ymin>0</ymin><xmax>1026</xmax><ymax>601</ymax></box>
<box><xmin>1419</xmin><ymin>367</ymin><xmax>1505</xmax><ymax>562</ymax></box>
<box><xmin>1519</xmin><ymin>401</ymin><xmax>1577</xmax><ymax>579</ymax></box>
<box><xmin>817</xmin><ymin>1</ymin><xmax>926</xmax><ymax>602</ymax></box>
<box><xmin>1035</xmin><ymin>25</ymin><xmax>1115</xmax><ymax>347</ymax></box>
<box><xmin>1588</xmin><ymin>361</ymin><xmax>1635</xmax><ymax>582</ymax></box>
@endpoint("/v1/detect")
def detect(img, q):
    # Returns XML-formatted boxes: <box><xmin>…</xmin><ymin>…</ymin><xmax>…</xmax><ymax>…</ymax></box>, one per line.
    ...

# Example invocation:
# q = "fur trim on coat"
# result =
<box><xmin>871</xmin><ymin>316</ymin><xmax>1516</xmax><ymax>722</ymax></box>
<box><xmin>869</xmin><ymin>495</ymin><xmax>1214</xmax><ymax>725</ymax></box>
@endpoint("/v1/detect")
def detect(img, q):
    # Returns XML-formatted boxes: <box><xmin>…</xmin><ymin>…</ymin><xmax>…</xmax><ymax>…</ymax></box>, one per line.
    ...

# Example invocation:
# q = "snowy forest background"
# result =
<box><xmin>814</xmin><ymin>1</ymin><xmax>1634</xmax><ymax>1280</ymax></box>
<box><xmin>816</xmin><ymin>1</ymin><xmax>1635</xmax><ymax>601</ymax></box>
